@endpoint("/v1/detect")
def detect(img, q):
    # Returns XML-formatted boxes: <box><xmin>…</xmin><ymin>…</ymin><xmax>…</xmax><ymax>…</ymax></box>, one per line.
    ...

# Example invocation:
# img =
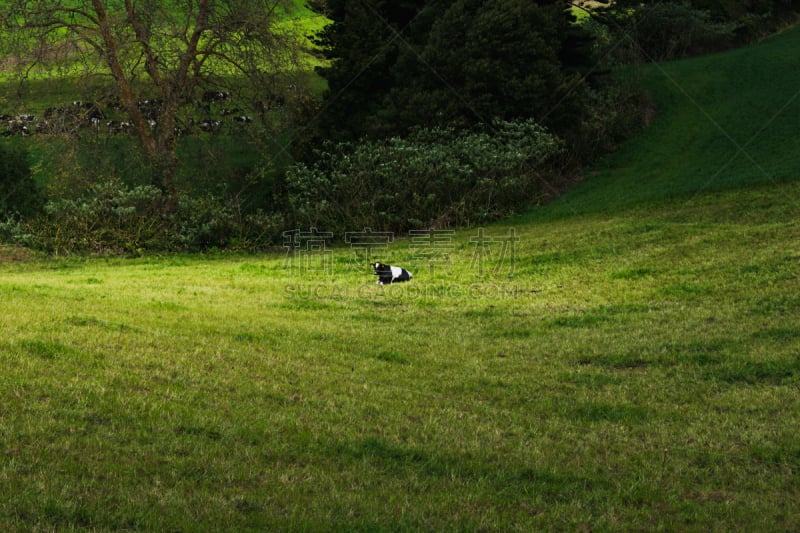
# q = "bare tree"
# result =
<box><xmin>1</xmin><ymin>0</ymin><xmax>306</xmax><ymax>197</ymax></box>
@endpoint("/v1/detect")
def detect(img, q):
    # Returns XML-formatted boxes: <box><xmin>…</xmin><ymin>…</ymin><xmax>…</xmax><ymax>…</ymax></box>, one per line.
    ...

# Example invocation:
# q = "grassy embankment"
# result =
<box><xmin>0</xmin><ymin>22</ymin><xmax>799</xmax><ymax>533</ymax></box>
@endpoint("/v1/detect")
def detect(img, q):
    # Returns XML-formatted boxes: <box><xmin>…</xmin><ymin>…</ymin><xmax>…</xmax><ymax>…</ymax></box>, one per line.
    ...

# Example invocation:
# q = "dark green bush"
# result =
<box><xmin>568</xmin><ymin>83</ymin><xmax>653</xmax><ymax>162</ymax></box>
<box><xmin>2</xmin><ymin>180</ymin><xmax>283</xmax><ymax>255</ymax></box>
<box><xmin>0</xmin><ymin>142</ymin><xmax>43</xmax><ymax>218</ymax></box>
<box><xmin>168</xmin><ymin>193</ymin><xmax>284</xmax><ymax>252</ymax></box>
<box><xmin>22</xmin><ymin>181</ymin><xmax>165</xmax><ymax>255</ymax></box>
<box><xmin>625</xmin><ymin>2</ymin><xmax>736</xmax><ymax>61</ymax></box>
<box><xmin>284</xmin><ymin>119</ymin><xmax>563</xmax><ymax>234</ymax></box>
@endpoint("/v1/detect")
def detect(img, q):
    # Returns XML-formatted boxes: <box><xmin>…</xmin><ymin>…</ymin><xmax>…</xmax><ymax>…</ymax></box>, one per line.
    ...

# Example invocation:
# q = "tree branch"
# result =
<box><xmin>91</xmin><ymin>0</ymin><xmax>156</xmax><ymax>158</ymax></box>
<box><xmin>124</xmin><ymin>0</ymin><xmax>165</xmax><ymax>88</ymax></box>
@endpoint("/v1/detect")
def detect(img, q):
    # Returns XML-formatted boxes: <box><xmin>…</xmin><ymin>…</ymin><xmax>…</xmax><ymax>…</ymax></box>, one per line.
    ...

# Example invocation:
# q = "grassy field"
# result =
<box><xmin>1</xmin><ymin>18</ymin><xmax>799</xmax><ymax>533</ymax></box>
<box><xmin>540</xmin><ymin>24</ymin><xmax>800</xmax><ymax>218</ymax></box>
<box><xmin>1</xmin><ymin>178</ymin><xmax>799</xmax><ymax>530</ymax></box>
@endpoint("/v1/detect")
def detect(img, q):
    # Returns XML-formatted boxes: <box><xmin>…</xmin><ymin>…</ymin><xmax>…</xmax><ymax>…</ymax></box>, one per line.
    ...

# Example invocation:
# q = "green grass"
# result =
<box><xmin>1</xmin><ymin>177</ymin><xmax>799</xmax><ymax>530</ymax></box>
<box><xmin>538</xmin><ymin>25</ymin><xmax>800</xmax><ymax>219</ymax></box>
<box><xmin>2</xmin><ymin>18</ymin><xmax>800</xmax><ymax>533</ymax></box>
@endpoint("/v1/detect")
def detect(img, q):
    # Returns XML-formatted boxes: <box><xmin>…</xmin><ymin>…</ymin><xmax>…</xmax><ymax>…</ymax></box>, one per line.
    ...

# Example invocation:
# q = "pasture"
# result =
<box><xmin>1</xmin><ymin>176</ymin><xmax>799</xmax><ymax>530</ymax></box>
<box><xmin>1</xmin><ymin>14</ymin><xmax>800</xmax><ymax>533</ymax></box>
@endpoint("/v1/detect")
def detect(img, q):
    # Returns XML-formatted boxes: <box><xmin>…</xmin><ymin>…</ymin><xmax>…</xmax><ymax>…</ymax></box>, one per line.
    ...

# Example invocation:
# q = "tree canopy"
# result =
<box><xmin>311</xmin><ymin>0</ymin><xmax>597</xmax><ymax>143</ymax></box>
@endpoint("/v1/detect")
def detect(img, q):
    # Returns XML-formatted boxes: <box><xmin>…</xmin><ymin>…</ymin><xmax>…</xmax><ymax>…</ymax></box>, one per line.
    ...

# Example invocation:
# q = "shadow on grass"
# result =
<box><xmin>574</xmin><ymin>339</ymin><xmax>799</xmax><ymax>386</ymax></box>
<box><xmin>331</xmin><ymin>436</ymin><xmax>606</xmax><ymax>504</ymax></box>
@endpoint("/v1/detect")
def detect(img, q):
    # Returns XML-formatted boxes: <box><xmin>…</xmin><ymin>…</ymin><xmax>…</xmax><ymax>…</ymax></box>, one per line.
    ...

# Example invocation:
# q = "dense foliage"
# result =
<box><xmin>0</xmin><ymin>180</ymin><xmax>283</xmax><ymax>255</ymax></box>
<box><xmin>284</xmin><ymin>119</ymin><xmax>563</xmax><ymax>234</ymax></box>
<box><xmin>624</xmin><ymin>2</ymin><xmax>737</xmax><ymax>61</ymax></box>
<box><xmin>1</xmin><ymin>0</ymin><xmax>798</xmax><ymax>254</ymax></box>
<box><xmin>311</xmin><ymin>0</ymin><xmax>597</xmax><ymax>144</ymax></box>
<box><xmin>601</xmin><ymin>0</ymin><xmax>800</xmax><ymax>62</ymax></box>
<box><xmin>0</xmin><ymin>142</ymin><xmax>42</xmax><ymax>219</ymax></box>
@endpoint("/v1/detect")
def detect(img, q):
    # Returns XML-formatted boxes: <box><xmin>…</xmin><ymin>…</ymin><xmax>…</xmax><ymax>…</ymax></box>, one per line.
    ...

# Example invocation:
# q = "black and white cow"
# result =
<box><xmin>372</xmin><ymin>262</ymin><xmax>412</xmax><ymax>285</ymax></box>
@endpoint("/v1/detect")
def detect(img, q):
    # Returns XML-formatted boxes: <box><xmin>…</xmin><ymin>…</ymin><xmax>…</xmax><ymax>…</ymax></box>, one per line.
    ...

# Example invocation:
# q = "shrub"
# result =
<box><xmin>0</xmin><ymin>142</ymin><xmax>43</xmax><ymax>218</ymax></box>
<box><xmin>25</xmin><ymin>180</ymin><xmax>165</xmax><ymax>255</ymax></box>
<box><xmin>4</xmin><ymin>180</ymin><xmax>284</xmax><ymax>255</ymax></box>
<box><xmin>568</xmin><ymin>83</ymin><xmax>653</xmax><ymax>161</ymax></box>
<box><xmin>284</xmin><ymin>119</ymin><xmax>563</xmax><ymax>234</ymax></box>
<box><xmin>625</xmin><ymin>2</ymin><xmax>737</xmax><ymax>61</ymax></box>
<box><xmin>168</xmin><ymin>193</ymin><xmax>284</xmax><ymax>252</ymax></box>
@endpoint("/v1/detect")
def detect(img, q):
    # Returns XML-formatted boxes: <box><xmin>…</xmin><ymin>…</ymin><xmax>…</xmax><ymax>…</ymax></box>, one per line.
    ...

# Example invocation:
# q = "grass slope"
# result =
<box><xmin>538</xmin><ymin>25</ymin><xmax>800</xmax><ymax>218</ymax></box>
<box><xmin>1</xmin><ymin>24</ymin><xmax>799</xmax><ymax>533</ymax></box>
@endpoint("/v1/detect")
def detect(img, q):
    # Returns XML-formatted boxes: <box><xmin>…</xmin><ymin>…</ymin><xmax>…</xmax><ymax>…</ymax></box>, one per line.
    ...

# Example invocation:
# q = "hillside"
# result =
<box><xmin>0</xmin><ymin>19</ymin><xmax>799</xmax><ymax>532</ymax></box>
<box><xmin>536</xmin><ymin>24</ymin><xmax>800</xmax><ymax>218</ymax></box>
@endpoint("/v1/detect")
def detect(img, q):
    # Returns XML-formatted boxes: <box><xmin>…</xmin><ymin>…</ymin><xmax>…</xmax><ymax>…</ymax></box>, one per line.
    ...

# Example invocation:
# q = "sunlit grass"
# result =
<box><xmin>2</xmin><ymin>11</ymin><xmax>800</xmax><ymax>533</ymax></box>
<box><xmin>1</xmin><ymin>178</ymin><xmax>799</xmax><ymax>530</ymax></box>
